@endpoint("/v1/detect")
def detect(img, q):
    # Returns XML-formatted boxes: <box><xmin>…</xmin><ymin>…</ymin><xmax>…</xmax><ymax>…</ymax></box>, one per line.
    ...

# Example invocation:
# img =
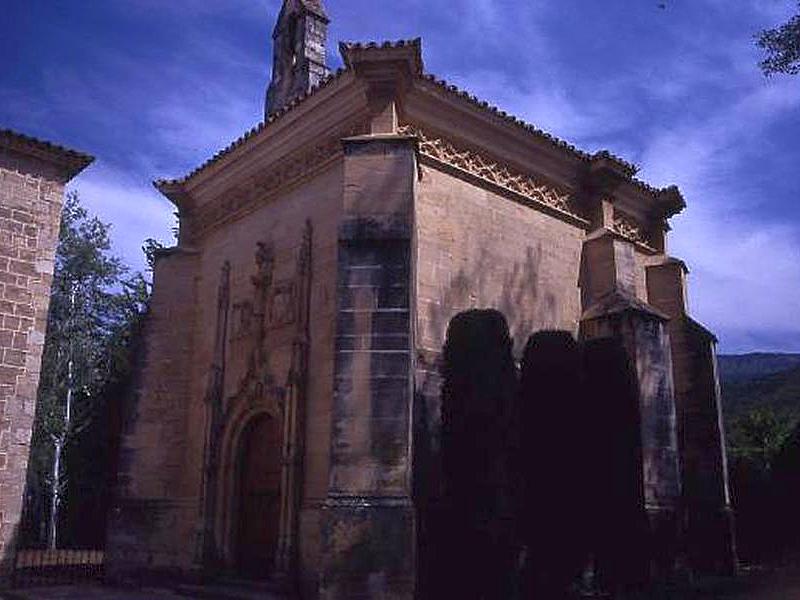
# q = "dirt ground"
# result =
<box><xmin>3</xmin><ymin>565</ymin><xmax>800</xmax><ymax>599</ymax></box>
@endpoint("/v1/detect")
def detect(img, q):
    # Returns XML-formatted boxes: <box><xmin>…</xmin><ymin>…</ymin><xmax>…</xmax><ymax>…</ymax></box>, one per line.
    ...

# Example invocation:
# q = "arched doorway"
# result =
<box><xmin>235</xmin><ymin>413</ymin><xmax>283</xmax><ymax>577</ymax></box>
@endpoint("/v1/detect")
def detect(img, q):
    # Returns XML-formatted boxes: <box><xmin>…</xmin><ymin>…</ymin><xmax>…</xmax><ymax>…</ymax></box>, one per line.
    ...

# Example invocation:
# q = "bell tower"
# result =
<box><xmin>265</xmin><ymin>0</ymin><xmax>330</xmax><ymax>118</ymax></box>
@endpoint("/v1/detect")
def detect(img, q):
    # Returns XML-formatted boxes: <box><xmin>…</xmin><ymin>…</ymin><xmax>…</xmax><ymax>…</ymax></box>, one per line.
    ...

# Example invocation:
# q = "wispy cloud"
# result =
<box><xmin>636</xmin><ymin>68</ymin><xmax>800</xmax><ymax>351</ymax></box>
<box><xmin>68</xmin><ymin>164</ymin><xmax>177</xmax><ymax>274</ymax></box>
<box><xmin>3</xmin><ymin>0</ymin><xmax>797</xmax><ymax>353</ymax></box>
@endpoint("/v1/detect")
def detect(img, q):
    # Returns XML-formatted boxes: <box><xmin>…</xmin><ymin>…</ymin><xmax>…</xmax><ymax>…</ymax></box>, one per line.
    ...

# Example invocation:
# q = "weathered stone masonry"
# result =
<box><xmin>0</xmin><ymin>130</ymin><xmax>92</xmax><ymax>583</ymax></box>
<box><xmin>106</xmin><ymin>1</ymin><xmax>737</xmax><ymax>595</ymax></box>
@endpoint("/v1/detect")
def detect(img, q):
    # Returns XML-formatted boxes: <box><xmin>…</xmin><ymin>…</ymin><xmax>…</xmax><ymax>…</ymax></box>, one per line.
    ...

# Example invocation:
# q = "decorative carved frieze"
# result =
<box><xmin>191</xmin><ymin>120</ymin><xmax>368</xmax><ymax>239</ymax></box>
<box><xmin>398</xmin><ymin>123</ymin><xmax>583</xmax><ymax>220</ymax></box>
<box><xmin>611</xmin><ymin>210</ymin><xmax>651</xmax><ymax>247</ymax></box>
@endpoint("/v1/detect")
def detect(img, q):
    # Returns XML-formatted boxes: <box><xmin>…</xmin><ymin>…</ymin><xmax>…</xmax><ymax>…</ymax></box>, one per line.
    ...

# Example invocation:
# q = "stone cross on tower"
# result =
<box><xmin>265</xmin><ymin>0</ymin><xmax>330</xmax><ymax>118</ymax></box>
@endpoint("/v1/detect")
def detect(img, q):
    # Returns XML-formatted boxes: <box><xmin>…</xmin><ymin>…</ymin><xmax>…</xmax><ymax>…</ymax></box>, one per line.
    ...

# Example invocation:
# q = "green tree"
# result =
<box><xmin>728</xmin><ymin>407</ymin><xmax>797</xmax><ymax>473</ymax></box>
<box><xmin>757</xmin><ymin>2</ymin><xmax>800</xmax><ymax>76</ymax></box>
<box><xmin>26</xmin><ymin>192</ymin><xmax>148</xmax><ymax>549</ymax></box>
<box><xmin>727</xmin><ymin>407</ymin><xmax>800</xmax><ymax>561</ymax></box>
<box><xmin>656</xmin><ymin>1</ymin><xmax>800</xmax><ymax>76</ymax></box>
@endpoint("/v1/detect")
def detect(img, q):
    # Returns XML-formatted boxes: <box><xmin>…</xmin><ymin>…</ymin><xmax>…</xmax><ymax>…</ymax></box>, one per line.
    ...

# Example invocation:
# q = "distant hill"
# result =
<box><xmin>718</xmin><ymin>353</ymin><xmax>800</xmax><ymax>383</ymax></box>
<box><xmin>718</xmin><ymin>353</ymin><xmax>800</xmax><ymax>421</ymax></box>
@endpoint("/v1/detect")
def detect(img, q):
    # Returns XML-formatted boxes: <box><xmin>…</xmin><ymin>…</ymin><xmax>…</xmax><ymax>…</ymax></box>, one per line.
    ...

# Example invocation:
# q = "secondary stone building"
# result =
<box><xmin>107</xmin><ymin>1</ymin><xmax>735</xmax><ymax>597</ymax></box>
<box><xmin>0</xmin><ymin>130</ymin><xmax>93</xmax><ymax>584</ymax></box>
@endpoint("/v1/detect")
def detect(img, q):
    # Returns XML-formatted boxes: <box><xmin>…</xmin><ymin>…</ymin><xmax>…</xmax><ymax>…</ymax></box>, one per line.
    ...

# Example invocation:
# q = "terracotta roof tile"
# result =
<box><xmin>156</xmin><ymin>38</ymin><xmax>684</xmax><ymax>217</ymax></box>
<box><xmin>154</xmin><ymin>67</ymin><xmax>348</xmax><ymax>190</ymax></box>
<box><xmin>339</xmin><ymin>38</ymin><xmax>424</xmax><ymax>74</ymax></box>
<box><xmin>0</xmin><ymin>128</ymin><xmax>94</xmax><ymax>180</ymax></box>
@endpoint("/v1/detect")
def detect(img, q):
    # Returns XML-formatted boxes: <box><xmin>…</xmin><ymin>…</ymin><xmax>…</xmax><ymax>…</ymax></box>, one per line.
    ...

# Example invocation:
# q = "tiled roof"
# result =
<box><xmin>420</xmin><ymin>73</ymin><xmax>594</xmax><ymax>162</ymax></box>
<box><xmin>418</xmin><ymin>74</ymin><xmax>685</xmax><ymax>215</ymax></box>
<box><xmin>0</xmin><ymin>128</ymin><xmax>94</xmax><ymax>180</ymax></box>
<box><xmin>156</xmin><ymin>38</ymin><xmax>684</xmax><ymax>217</ymax></box>
<box><xmin>339</xmin><ymin>39</ymin><xmax>420</xmax><ymax>51</ymax></box>
<box><xmin>154</xmin><ymin>67</ymin><xmax>349</xmax><ymax>190</ymax></box>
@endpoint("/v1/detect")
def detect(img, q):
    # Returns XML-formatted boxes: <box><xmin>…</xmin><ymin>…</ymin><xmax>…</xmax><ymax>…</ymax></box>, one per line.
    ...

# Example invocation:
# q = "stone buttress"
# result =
<box><xmin>647</xmin><ymin>258</ymin><xmax>737</xmax><ymax>575</ymax></box>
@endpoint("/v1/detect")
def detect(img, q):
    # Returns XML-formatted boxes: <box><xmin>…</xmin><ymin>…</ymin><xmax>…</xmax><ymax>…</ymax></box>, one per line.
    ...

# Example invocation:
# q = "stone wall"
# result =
<box><xmin>415</xmin><ymin>165</ymin><xmax>585</xmax><ymax>358</ymax></box>
<box><xmin>106</xmin><ymin>247</ymin><xmax>201</xmax><ymax>576</ymax></box>
<box><xmin>107</xmin><ymin>161</ymin><xmax>345</xmax><ymax>591</ymax></box>
<box><xmin>0</xmin><ymin>133</ymin><xmax>91</xmax><ymax>583</ymax></box>
<box><xmin>320</xmin><ymin>136</ymin><xmax>417</xmax><ymax>599</ymax></box>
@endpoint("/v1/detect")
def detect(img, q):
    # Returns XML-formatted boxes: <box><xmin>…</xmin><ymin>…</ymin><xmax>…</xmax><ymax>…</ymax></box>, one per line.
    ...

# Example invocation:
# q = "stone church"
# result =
<box><xmin>107</xmin><ymin>0</ymin><xmax>735</xmax><ymax>597</ymax></box>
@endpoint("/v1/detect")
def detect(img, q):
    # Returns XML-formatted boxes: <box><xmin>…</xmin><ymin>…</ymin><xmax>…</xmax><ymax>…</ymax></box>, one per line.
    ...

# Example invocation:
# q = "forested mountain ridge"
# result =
<box><xmin>718</xmin><ymin>353</ymin><xmax>800</xmax><ymax>383</ymax></box>
<box><xmin>718</xmin><ymin>353</ymin><xmax>800</xmax><ymax>420</ymax></box>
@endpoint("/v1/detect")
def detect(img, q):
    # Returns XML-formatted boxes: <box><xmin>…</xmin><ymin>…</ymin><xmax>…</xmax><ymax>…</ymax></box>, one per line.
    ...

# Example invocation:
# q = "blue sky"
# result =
<box><xmin>1</xmin><ymin>0</ymin><xmax>799</xmax><ymax>353</ymax></box>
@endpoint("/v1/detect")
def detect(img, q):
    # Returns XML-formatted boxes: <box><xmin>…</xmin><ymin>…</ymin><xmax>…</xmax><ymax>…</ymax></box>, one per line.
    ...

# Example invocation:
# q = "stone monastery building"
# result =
<box><xmin>107</xmin><ymin>1</ymin><xmax>736</xmax><ymax>597</ymax></box>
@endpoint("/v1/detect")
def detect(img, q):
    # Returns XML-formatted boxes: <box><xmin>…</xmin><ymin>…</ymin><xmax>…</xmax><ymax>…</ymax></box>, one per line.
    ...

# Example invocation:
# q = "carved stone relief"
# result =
<box><xmin>398</xmin><ymin>123</ymin><xmax>583</xmax><ymax>220</ymax></box>
<box><xmin>611</xmin><ymin>210</ymin><xmax>651</xmax><ymax>248</ymax></box>
<box><xmin>230</xmin><ymin>301</ymin><xmax>254</xmax><ymax>341</ymax></box>
<box><xmin>198</xmin><ymin>221</ymin><xmax>314</xmax><ymax>576</ymax></box>
<box><xmin>269</xmin><ymin>281</ymin><xmax>298</xmax><ymax>330</ymax></box>
<box><xmin>191</xmin><ymin>120</ymin><xmax>368</xmax><ymax>239</ymax></box>
<box><xmin>197</xmin><ymin>260</ymin><xmax>231</xmax><ymax>566</ymax></box>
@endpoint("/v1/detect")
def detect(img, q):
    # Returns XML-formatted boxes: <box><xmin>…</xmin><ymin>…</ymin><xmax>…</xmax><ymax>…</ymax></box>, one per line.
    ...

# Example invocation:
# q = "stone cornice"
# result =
<box><xmin>185</xmin><ymin>118</ymin><xmax>368</xmax><ymax>241</ymax></box>
<box><xmin>409</xmin><ymin>76</ymin><xmax>686</xmax><ymax>220</ymax></box>
<box><xmin>153</xmin><ymin>38</ymin><xmax>686</xmax><ymax>229</ymax></box>
<box><xmin>155</xmin><ymin>69</ymin><xmax>358</xmax><ymax>192</ymax></box>
<box><xmin>339</xmin><ymin>39</ymin><xmax>424</xmax><ymax>77</ymax></box>
<box><xmin>399</xmin><ymin>123</ymin><xmax>590</xmax><ymax>228</ymax></box>
<box><xmin>0</xmin><ymin>129</ymin><xmax>93</xmax><ymax>182</ymax></box>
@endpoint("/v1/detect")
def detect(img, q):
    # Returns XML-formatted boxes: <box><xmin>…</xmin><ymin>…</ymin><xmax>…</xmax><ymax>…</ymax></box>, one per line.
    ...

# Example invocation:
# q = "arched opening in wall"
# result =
<box><xmin>234</xmin><ymin>413</ymin><xmax>283</xmax><ymax>578</ymax></box>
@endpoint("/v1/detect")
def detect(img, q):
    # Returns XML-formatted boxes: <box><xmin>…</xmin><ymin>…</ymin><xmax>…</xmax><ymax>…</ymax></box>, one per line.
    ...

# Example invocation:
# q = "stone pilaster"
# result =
<box><xmin>647</xmin><ymin>258</ymin><xmax>737</xmax><ymax>575</ymax></box>
<box><xmin>105</xmin><ymin>247</ymin><xmax>201</xmax><ymax>582</ymax></box>
<box><xmin>580</xmin><ymin>230</ymin><xmax>682</xmax><ymax>578</ymax></box>
<box><xmin>320</xmin><ymin>135</ymin><xmax>417</xmax><ymax>599</ymax></box>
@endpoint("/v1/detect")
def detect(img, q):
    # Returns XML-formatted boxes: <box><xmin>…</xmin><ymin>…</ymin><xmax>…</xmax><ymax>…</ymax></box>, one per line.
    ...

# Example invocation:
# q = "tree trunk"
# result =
<box><xmin>49</xmin><ymin>289</ymin><xmax>76</xmax><ymax>549</ymax></box>
<box><xmin>48</xmin><ymin>436</ymin><xmax>62</xmax><ymax>549</ymax></box>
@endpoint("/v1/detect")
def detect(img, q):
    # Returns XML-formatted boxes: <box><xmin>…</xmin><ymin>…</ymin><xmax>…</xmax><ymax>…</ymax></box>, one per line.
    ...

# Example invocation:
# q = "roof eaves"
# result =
<box><xmin>153</xmin><ymin>67</ymin><xmax>349</xmax><ymax>190</ymax></box>
<box><xmin>0</xmin><ymin>128</ymin><xmax>94</xmax><ymax>180</ymax></box>
<box><xmin>339</xmin><ymin>38</ymin><xmax>424</xmax><ymax>75</ymax></box>
<box><xmin>419</xmin><ymin>73</ymin><xmax>592</xmax><ymax>161</ymax></box>
<box><xmin>418</xmin><ymin>74</ymin><xmax>687</xmax><ymax>217</ymax></box>
<box><xmin>154</xmin><ymin>37</ymin><xmax>686</xmax><ymax>219</ymax></box>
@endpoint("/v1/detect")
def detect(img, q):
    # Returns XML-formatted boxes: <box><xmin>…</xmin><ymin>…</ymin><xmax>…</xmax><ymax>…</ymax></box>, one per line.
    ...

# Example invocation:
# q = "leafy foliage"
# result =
<box><xmin>22</xmin><ymin>193</ymin><xmax>151</xmax><ymax>548</ymax></box>
<box><xmin>721</xmin><ymin>354</ymin><xmax>800</xmax><ymax>562</ymax></box>
<box><xmin>720</xmin><ymin>359</ymin><xmax>800</xmax><ymax>424</ymax></box>
<box><xmin>757</xmin><ymin>3</ymin><xmax>800</xmax><ymax>76</ymax></box>
<box><xmin>656</xmin><ymin>1</ymin><xmax>800</xmax><ymax>76</ymax></box>
<box><xmin>728</xmin><ymin>408</ymin><xmax>798</xmax><ymax>474</ymax></box>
